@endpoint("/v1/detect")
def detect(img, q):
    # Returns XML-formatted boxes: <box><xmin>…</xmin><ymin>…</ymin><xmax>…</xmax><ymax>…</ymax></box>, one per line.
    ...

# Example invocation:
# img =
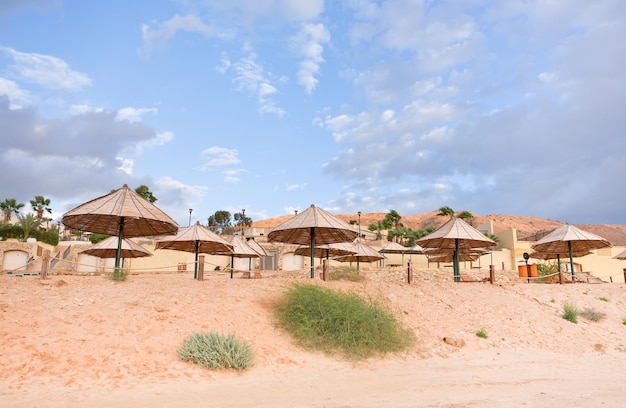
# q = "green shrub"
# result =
<box><xmin>623</xmin><ymin>318</ymin><xmax>626</xmax><ymax>326</ymax></box>
<box><xmin>580</xmin><ymin>308</ymin><xmax>606</xmax><ymax>322</ymax></box>
<box><xmin>178</xmin><ymin>332</ymin><xmax>254</xmax><ymax>371</ymax></box>
<box><xmin>562</xmin><ymin>303</ymin><xmax>579</xmax><ymax>324</ymax></box>
<box><xmin>329</xmin><ymin>266</ymin><xmax>365</xmax><ymax>282</ymax></box>
<box><xmin>274</xmin><ymin>284</ymin><xmax>414</xmax><ymax>359</ymax></box>
<box><xmin>598</xmin><ymin>297</ymin><xmax>609</xmax><ymax>302</ymax></box>
<box><xmin>476</xmin><ymin>329</ymin><xmax>488</xmax><ymax>339</ymax></box>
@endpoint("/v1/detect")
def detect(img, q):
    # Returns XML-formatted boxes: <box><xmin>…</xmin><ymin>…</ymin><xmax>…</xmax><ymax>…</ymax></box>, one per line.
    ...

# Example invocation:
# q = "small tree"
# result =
<box><xmin>208</xmin><ymin>210</ymin><xmax>233</xmax><ymax>234</ymax></box>
<box><xmin>437</xmin><ymin>206</ymin><xmax>455</xmax><ymax>218</ymax></box>
<box><xmin>135</xmin><ymin>185</ymin><xmax>157</xmax><ymax>203</ymax></box>
<box><xmin>17</xmin><ymin>213</ymin><xmax>42</xmax><ymax>241</ymax></box>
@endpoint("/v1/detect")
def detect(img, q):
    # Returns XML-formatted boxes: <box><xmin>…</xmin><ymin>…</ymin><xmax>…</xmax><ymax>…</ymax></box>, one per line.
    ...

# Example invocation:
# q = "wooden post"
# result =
<box><xmin>322</xmin><ymin>259</ymin><xmax>329</xmax><ymax>281</ymax></box>
<box><xmin>41</xmin><ymin>249</ymin><xmax>50</xmax><ymax>280</ymax></box>
<box><xmin>407</xmin><ymin>261</ymin><xmax>413</xmax><ymax>284</ymax></box>
<box><xmin>197</xmin><ymin>255</ymin><xmax>205</xmax><ymax>281</ymax></box>
<box><xmin>623</xmin><ymin>268</ymin><xmax>626</xmax><ymax>283</ymax></box>
<box><xmin>558</xmin><ymin>268</ymin><xmax>563</xmax><ymax>285</ymax></box>
<box><xmin>489</xmin><ymin>265</ymin><xmax>495</xmax><ymax>284</ymax></box>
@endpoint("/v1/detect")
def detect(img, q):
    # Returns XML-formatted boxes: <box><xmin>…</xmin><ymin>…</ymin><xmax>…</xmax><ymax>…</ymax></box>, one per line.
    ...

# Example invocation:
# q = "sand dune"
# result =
<box><xmin>1</xmin><ymin>268</ymin><xmax>625</xmax><ymax>407</ymax></box>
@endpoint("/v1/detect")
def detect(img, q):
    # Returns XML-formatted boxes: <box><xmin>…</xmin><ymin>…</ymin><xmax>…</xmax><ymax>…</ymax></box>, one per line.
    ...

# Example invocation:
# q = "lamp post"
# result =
<box><xmin>188</xmin><ymin>209</ymin><xmax>192</xmax><ymax>227</ymax></box>
<box><xmin>357</xmin><ymin>211</ymin><xmax>361</xmax><ymax>242</ymax></box>
<box><xmin>241</xmin><ymin>208</ymin><xmax>245</xmax><ymax>236</ymax></box>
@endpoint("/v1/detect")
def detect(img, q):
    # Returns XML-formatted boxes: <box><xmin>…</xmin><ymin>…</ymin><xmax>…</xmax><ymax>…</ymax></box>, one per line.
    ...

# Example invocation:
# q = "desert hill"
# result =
<box><xmin>252</xmin><ymin>211</ymin><xmax>626</xmax><ymax>246</ymax></box>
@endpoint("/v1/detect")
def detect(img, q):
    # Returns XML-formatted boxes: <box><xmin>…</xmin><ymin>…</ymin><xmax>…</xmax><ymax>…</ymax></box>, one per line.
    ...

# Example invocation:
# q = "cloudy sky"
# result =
<box><xmin>1</xmin><ymin>0</ymin><xmax>625</xmax><ymax>227</ymax></box>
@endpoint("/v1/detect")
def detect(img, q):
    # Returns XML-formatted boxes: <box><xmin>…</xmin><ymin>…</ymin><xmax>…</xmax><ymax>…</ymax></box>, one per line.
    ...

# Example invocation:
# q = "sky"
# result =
<box><xmin>1</xmin><ymin>0</ymin><xmax>625</xmax><ymax>228</ymax></box>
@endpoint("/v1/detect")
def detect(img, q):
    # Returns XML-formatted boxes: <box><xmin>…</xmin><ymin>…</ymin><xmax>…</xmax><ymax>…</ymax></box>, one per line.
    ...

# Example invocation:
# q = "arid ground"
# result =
<box><xmin>1</xmin><ymin>268</ymin><xmax>625</xmax><ymax>407</ymax></box>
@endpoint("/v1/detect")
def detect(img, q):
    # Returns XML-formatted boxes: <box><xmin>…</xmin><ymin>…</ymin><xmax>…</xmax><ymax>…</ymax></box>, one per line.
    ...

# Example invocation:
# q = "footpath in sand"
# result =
<box><xmin>1</xmin><ymin>268</ymin><xmax>625</xmax><ymax>407</ymax></box>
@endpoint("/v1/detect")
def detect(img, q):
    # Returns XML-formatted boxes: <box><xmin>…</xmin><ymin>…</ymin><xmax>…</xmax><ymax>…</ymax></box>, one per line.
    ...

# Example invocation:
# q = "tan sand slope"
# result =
<box><xmin>1</xmin><ymin>269</ymin><xmax>625</xmax><ymax>407</ymax></box>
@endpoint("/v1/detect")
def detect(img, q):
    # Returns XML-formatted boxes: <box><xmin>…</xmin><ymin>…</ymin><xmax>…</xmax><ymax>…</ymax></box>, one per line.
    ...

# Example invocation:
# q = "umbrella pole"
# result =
<box><xmin>557</xmin><ymin>254</ymin><xmax>561</xmax><ymax>275</ymax></box>
<box><xmin>231</xmin><ymin>254</ymin><xmax>234</xmax><ymax>279</ymax></box>
<box><xmin>114</xmin><ymin>217</ymin><xmax>124</xmax><ymax>278</ymax></box>
<box><xmin>568</xmin><ymin>241</ymin><xmax>575</xmax><ymax>281</ymax></box>
<box><xmin>310</xmin><ymin>228</ymin><xmax>315</xmax><ymax>279</ymax></box>
<box><xmin>194</xmin><ymin>240</ymin><xmax>199</xmax><ymax>279</ymax></box>
<box><xmin>453</xmin><ymin>238</ymin><xmax>460</xmax><ymax>283</ymax></box>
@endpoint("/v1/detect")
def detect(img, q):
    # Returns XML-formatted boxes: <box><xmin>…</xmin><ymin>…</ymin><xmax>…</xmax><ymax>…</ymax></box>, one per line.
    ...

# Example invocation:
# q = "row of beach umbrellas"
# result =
<box><xmin>62</xmin><ymin>185</ymin><xmax>618</xmax><ymax>282</ymax></box>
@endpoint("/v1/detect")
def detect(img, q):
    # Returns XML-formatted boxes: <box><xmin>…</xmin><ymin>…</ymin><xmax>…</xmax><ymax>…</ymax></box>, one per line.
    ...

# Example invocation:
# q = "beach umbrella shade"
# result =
<box><xmin>417</xmin><ymin>217</ymin><xmax>496</xmax><ymax>282</ymax></box>
<box><xmin>531</xmin><ymin>224</ymin><xmax>611</xmax><ymax>281</ymax></box>
<box><xmin>80</xmin><ymin>236</ymin><xmax>152</xmax><ymax>259</ymax></box>
<box><xmin>267</xmin><ymin>204</ymin><xmax>358</xmax><ymax>278</ymax></box>
<box><xmin>154</xmin><ymin>222</ymin><xmax>233</xmax><ymax>278</ymax></box>
<box><xmin>246</xmin><ymin>238</ymin><xmax>268</xmax><ymax>257</ymax></box>
<box><xmin>613</xmin><ymin>249</ymin><xmax>626</xmax><ymax>260</ymax></box>
<box><xmin>224</xmin><ymin>236</ymin><xmax>261</xmax><ymax>278</ymax></box>
<box><xmin>380</xmin><ymin>241</ymin><xmax>411</xmax><ymax>267</ymax></box>
<box><xmin>62</xmin><ymin>184</ymin><xmax>178</xmax><ymax>270</ymax></box>
<box><xmin>293</xmin><ymin>242</ymin><xmax>358</xmax><ymax>259</ymax></box>
<box><xmin>334</xmin><ymin>241</ymin><xmax>386</xmax><ymax>272</ymax></box>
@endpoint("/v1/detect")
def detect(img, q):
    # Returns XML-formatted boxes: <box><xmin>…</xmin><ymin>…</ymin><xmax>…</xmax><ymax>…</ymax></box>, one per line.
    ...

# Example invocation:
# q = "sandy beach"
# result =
<box><xmin>1</xmin><ymin>269</ymin><xmax>625</xmax><ymax>407</ymax></box>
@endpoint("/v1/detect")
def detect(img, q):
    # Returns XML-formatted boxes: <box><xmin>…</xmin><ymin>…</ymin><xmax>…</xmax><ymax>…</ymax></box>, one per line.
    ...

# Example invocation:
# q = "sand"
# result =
<box><xmin>1</xmin><ymin>269</ymin><xmax>625</xmax><ymax>407</ymax></box>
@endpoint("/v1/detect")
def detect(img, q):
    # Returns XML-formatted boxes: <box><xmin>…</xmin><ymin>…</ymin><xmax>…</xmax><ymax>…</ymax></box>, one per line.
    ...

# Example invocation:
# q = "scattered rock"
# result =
<box><xmin>443</xmin><ymin>337</ymin><xmax>465</xmax><ymax>348</ymax></box>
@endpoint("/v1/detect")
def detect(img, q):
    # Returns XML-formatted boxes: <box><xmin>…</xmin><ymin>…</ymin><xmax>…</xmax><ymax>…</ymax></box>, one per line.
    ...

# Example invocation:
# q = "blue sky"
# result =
<box><xmin>1</xmin><ymin>0</ymin><xmax>625</xmax><ymax>227</ymax></box>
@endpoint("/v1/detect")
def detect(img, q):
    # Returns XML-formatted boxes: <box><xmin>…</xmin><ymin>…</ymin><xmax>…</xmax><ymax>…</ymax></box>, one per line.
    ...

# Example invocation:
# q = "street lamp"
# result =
<box><xmin>357</xmin><ymin>211</ymin><xmax>361</xmax><ymax>242</ymax></box>
<box><xmin>188</xmin><ymin>208</ymin><xmax>192</xmax><ymax>227</ymax></box>
<box><xmin>241</xmin><ymin>208</ymin><xmax>245</xmax><ymax>236</ymax></box>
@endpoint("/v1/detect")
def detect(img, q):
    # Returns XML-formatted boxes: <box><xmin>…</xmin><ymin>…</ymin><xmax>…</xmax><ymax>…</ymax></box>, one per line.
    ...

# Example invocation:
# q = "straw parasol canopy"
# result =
<box><xmin>426</xmin><ymin>251</ymin><xmax>484</xmax><ymax>263</ymax></box>
<box><xmin>293</xmin><ymin>242</ymin><xmax>357</xmax><ymax>259</ymax></box>
<box><xmin>531</xmin><ymin>224</ymin><xmax>611</xmax><ymax>280</ymax></box>
<box><xmin>417</xmin><ymin>217</ymin><xmax>496</xmax><ymax>282</ymax></box>
<box><xmin>267</xmin><ymin>204</ymin><xmax>358</xmax><ymax>278</ymax></box>
<box><xmin>380</xmin><ymin>241</ymin><xmax>412</xmax><ymax>267</ymax></box>
<box><xmin>155</xmin><ymin>222</ymin><xmax>233</xmax><ymax>278</ymax></box>
<box><xmin>334</xmin><ymin>241</ymin><xmax>386</xmax><ymax>272</ymax></box>
<box><xmin>246</xmin><ymin>238</ymin><xmax>268</xmax><ymax>257</ymax></box>
<box><xmin>80</xmin><ymin>236</ymin><xmax>152</xmax><ymax>259</ymax></box>
<box><xmin>223</xmin><ymin>236</ymin><xmax>261</xmax><ymax>278</ymax></box>
<box><xmin>613</xmin><ymin>249</ymin><xmax>626</xmax><ymax>260</ymax></box>
<box><xmin>62</xmin><ymin>184</ymin><xmax>178</xmax><ymax>270</ymax></box>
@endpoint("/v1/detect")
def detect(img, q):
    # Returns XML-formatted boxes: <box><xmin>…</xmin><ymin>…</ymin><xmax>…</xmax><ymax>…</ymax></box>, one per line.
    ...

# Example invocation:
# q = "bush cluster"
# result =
<box><xmin>178</xmin><ymin>332</ymin><xmax>254</xmax><ymax>371</ymax></box>
<box><xmin>274</xmin><ymin>284</ymin><xmax>414</xmax><ymax>359</ymax></box>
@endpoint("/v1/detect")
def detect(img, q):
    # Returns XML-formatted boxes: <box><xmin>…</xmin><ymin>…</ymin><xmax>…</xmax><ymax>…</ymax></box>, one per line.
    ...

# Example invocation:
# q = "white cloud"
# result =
<box><xmin>69</xmin><ymin>104</ymin><xmax>104</xmax><ymax>115</ymax></box>
<box><xmin>223</xmin><ymin>169</ymin><xmax>247</xmax><ymax>183</ymax></box>
<box><xmin>223</xmin><ymin>52</ymin><xmax>286</xmax><ymax>117</ymax></box>
<box><xmin>201</xmin><ymin>146</ymin><xmax>240</xmax><ymax>168</ymax></box>
<box><xmin>286</xmin><ymin>183</ymin><xmax>306</xmax><ymax>191</ymax></box>
<box><xmin>292</xmin><ymin>23</ymin><xmax>330</xmax><ymax>93</ymax></box>
<box><xmin>140</xmin><ymin>14</ymin><xmax>214</xmax><ymax>56</ymax></box>
<box><xmin>1</xmin><ymin>46</ymin><xmax>92</xmax><ymax>91</ymax></box>
<box><xmin>0</xmin><ymin>77</ymin><xmax>32</xmax><ymax>108</ymax></box>
<box><xmin>115</xmin><ymin>107</ymin><xmax>158</xmax><ymax>123</ymax></box>
<box><xmin>116</xmin><ymin>157</ymin><xmax>134</xmax><ymax>175</ymax></box>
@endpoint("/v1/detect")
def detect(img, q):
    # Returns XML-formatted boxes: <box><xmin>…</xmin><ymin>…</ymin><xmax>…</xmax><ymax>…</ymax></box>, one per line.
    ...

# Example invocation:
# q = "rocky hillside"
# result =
<box><xmin>251</xmin><ymin>211</ymin><xmax>626</xmax><ymax>246</ymax></box>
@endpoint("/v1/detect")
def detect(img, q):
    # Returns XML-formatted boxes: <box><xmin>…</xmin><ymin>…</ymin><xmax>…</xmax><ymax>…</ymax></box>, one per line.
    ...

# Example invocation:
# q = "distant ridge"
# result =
<box><xmin>251</xmin><ymin>211</ymin><xmax>626</xmax><ymax>246</ymax></box>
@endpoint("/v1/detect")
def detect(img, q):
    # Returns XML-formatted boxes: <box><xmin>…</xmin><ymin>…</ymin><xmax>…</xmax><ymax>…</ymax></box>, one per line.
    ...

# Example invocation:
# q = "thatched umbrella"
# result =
<box><xmin>531</xmin><ymin>224</ymin><xmax>611</xmax><ymax>281</ymax></box>
<box><xmin>154</xmin><ymin>222</ymin><xmax>233</xmax><ymax>278</ymax></box>
<box><xmin>334</xmin><ymin>241</ymin><xmax>386</xmax><ymax>272</ymax></box>
<box><xmin>80</xmin><ymin>236</ymin><xmax>152</xmax><ymax>260</ymax></box>
<box><xmin>613</xmin><ymin>249</ymin><xmax>626</xmax><ymax>260</ymax></box>
<box><xmin>267</xmin><ymin>204</ymin><xmax>358</xmax><ymax>278</ymax></box>
<box><xmin>224</xmin><ymin>236</ymin><xmax>260</xmax><ymax>278</ymax></box>
<box><xmin>62</xmin><ymin>184</ymin><xmax>178</xmax><ymax>271</ymax></box>
<box><xmin>293</xmin><ymin>242</ymin><xmax>358</xmax><ymax>259</ymax></box>
<box><xmin>417</xmin><ymin>217</ymin><xmax>496</xmax><ymax>282</ymax></box>
<box><xmin>380</xmin><ymin>241</ymin><xmax>411</xmax><ymax>267</ymax></box>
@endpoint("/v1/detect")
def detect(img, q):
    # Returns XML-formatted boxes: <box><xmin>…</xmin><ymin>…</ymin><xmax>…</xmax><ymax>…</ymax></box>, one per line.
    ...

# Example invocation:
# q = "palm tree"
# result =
<box><xmin>30</xmin><ymin>195</ymin><xmax>52</xmax><ymax>221</ymax></box>
<box><xmin>1</xmin><ymin>198</ymin><xmax>25</xmax><ymax>224</ymax></box>
<box><xmin>457</xmin><ymin>210</ymin><xmax>474</xmax><ymax>225</ymax></box>
<box><xmin>437</xmin><ymin>206</ymin><xmax>455</xmax><ymax>218</ymax></box>
<box><xmin>17</xmin><ymin>213</ymin><xmax>42</xmax><ymax>241</ymax></box>
<box><xmin>385</xmin><ymin>210</ymin><xmax>403</xmax><ymax>229</ymax></box>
